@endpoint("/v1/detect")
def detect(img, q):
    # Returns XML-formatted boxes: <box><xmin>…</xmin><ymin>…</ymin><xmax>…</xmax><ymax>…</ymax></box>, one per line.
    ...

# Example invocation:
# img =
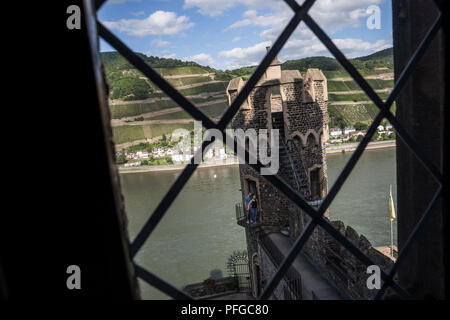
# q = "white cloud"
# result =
<box><xmin>226</xmin><ymin>0</ymin><xmax>386</xmax><ymax>39</ymax></box>
<box><xmin>218</xmin><ymin>37</ymin><xmax>390</xmax><ymax>69</ymax></box>
<box><xmin>163</xmin><ymin>53</ymin><xmax>177</xmax><ymax>59</ymax></box>
<box><xmin>332</xmin><ymin>39</ymin><xmax>391</xmax><ymax>57</ymax></box>
<box><xmin>132</xmin><ymin>11</ymin><xmax>145</xmax><ymax>16</ymax></box>
<box><xmin>217</xmin><ymin>0</ymin><xmax>390</xmax><ymax>68</ymax></box>
<box><xmin>309</xmin><ymin>0</ymin><xmax>385</xmax><ymax>32</ymax></box>
<box><xmin>226</xmin><ymin>9</ymin><xmax>285</xmax><ymax>30</ymax></box>
<box><xmin>184</xmin><ymin>0</ymin><xmax>384</xmax><ymax>21</ymax></box>
<box><xmin>183</xmin><ymin>0</ymin><xmax>278</xmax><ymax>17</ymax></box>
<box><xmin>102</xmin><ymin>11</ymin><xmax>195</xmax><ymax>36</ymax></box>
<box><xmin>153</xmin><ymin>39</ymin><xmax>171</xmax><ymax>48</ymax></box>
<box><xmin>184</xmin><ymin>53</ymin><xmax>216</xmax><ymax>66</ymax></box>
<box><xmin>219</xmin><ymin>41</ymin><xmax>271</xmax><ymax>69</ymax></box>
<box><xmin>232</xmin><ymin>36</ymin><xmax>241</xmax><ymax>43</ymax></box>
<box><xmin>109</xmin><ymin>0</ymin><xmax>141</xmax><ymax>3</ymax></box>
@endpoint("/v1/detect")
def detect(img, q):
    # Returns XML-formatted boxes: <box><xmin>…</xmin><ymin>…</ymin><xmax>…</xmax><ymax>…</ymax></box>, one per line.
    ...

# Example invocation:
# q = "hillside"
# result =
<box><xmin>102</xmin><ymin>51</ymin><xmax>204</xmax><ymax>71</ymax></box>
<box><xmin>354</xmin><ymin>47</ymin><xmax>393</xmax><ymax>61</ymax></box>
<box><xmin>280</xmin><ymin>49</ymin><xmax>393</xmax><ymax>128</ymax></box>
<box><xmin>101</xmin><ymin>48</ymin><xmax>394</xmax><ymax>147</ymax></box>
<box><xmin>103</xmin><ymin>52</ymin><xmax>220</xmax><ymax>101</ymax></box>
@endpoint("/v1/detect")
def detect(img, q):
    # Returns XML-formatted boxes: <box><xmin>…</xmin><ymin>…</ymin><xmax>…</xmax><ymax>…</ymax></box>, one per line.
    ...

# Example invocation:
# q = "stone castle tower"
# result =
<box><xmin>227</xmin><ymin>52</ymin><xmax>330</xmax><ymax>225</ymax></box>
<box><xmin>227</xmin><ymin>52</ymin><xmax>397</xmax><ymax>300</ymax></box>
<box><xmin>227</xmin><ymin>51</ymin><xmax>333</xmax><ymax>298</ymax></box>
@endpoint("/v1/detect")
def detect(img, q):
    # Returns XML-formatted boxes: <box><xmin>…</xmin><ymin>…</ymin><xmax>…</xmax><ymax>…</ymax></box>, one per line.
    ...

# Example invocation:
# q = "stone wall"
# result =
<box><xmin>231</xmin><ymin>80</ymin><xmax>293</xmax><ymax>228</ymax></box>
<box><xmin>281</xmin><ymin>74</ymin><xmax>329</xmax><ymax>203</ymax></box>
<box><xmin>238</xmin><ymin>165</ymin><xmax>290</xmax><ymax>227</ymax></box>
<box><xmin>258</xmin><ymin>241</ymin><xmax>298</xmax><ymax>300</ymax></box>
<box><xmin>291</xmin><ymin>215</ymin><xmax>396</xmax><ymax>299</ymax></box>
<box><xmin>183</xmin><ymin>276</ymin><xmax>239</xmax><ymax>299</ymax></box>
<box><xmin>227</xmin><ymin>67</ymin><xmax>394</xmax><ymax>300</ymax></box>
<box><xmin>270</xmin><ymin>94</ymin><xmax>282</xmax><ymax>112</ymax></box>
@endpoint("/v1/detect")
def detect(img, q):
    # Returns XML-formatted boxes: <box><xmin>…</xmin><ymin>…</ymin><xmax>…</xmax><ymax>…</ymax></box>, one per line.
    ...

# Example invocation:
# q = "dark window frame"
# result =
<box><xmin>94</xmin><ymin>0</ymin><xmax>443</xmax><ymax>300</ymax></box>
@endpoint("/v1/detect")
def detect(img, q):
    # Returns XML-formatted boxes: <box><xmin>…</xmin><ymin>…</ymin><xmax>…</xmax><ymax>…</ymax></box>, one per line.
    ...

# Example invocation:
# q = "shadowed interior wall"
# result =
<box><xmin>393</xmin><ymin>0</ymin><xmax>445</xmax><ymax>299</ymax></box>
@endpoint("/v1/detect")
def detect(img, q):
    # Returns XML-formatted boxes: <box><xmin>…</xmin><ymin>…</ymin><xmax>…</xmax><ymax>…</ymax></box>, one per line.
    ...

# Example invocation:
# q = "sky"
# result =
<box><xmin>98</xmin><ymin>0</ymin><xmax>393</xmax><ymax>70</ymax></box>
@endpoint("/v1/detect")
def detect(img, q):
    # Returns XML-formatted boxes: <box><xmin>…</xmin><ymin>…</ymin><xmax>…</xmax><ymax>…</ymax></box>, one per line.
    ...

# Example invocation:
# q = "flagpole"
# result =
<box><xmin>390</xmin><ymin>218</ymin><xmax>393</xmax><ymax>257</ymax></box>
<box><xmin>389</xmin><ymin>184</ymin><xmax>394</xmax><ymax>258</ymax></box>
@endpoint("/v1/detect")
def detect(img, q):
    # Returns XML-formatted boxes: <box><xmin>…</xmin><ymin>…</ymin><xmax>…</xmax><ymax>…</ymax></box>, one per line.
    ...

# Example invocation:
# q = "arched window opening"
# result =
<box><xmin>252</xmin><ymin>254</ymin><xmax>261</xmax><ymax>298</ymax></box>
<box><xmin>293</xmin><ymin>135</ymin><xmax>302</xmax><ymax>148</ymax></box>
<box><xmin>310</xmin><ymin>167</ymin><xmax>322</xmax><ymax>200</ymax></box>
<box><xmin>306</xmin><ymin>132</ymin><xmax>317</xmax><ymax>146</ymax></box>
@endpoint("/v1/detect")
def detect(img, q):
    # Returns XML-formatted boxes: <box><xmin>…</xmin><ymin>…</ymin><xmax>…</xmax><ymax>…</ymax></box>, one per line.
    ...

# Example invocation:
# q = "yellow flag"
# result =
<box><xmin>389</xmin><ymin>185</ymin><xmax>396</xmax><ymax>221</ymax></box>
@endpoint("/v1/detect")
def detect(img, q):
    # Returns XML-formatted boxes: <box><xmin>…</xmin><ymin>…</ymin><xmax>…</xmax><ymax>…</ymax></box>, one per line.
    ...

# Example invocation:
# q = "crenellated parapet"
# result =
<box><xmin>227</xmin><ymin>60</ymin><xmax>330</xmax><ymax>221</ymax></box>
<box><xmin>227</xmin><ymin>53</ymin><xmax>398</xmax><ymax>300</ymax></box>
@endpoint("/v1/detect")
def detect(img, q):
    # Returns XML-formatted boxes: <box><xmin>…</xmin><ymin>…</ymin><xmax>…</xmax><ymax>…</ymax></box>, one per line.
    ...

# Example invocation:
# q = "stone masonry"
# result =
<box><xmin>227</xmin><ymin>53</ymin><xmax>395</xmax><ymax>300</ymax></box>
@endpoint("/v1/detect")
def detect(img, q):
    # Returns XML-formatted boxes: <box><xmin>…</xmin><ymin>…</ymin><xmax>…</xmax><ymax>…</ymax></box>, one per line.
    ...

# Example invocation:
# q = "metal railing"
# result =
<box><xmin>285</xmin><ymin>275</ymin><xmax>302</xmax><ymax>300</ymax></box>
<box><xmin>286</xmin><ymin>138</ymin><xmax>310</xmax><ymax>191</ymax></box>
<box><xmin>279</xmin><ymin>137</ymin><xmax>302</xmax><ymax>191</ymax></box>
<box><xmin>227</xmin><ymin>250</ymin><xmax>251</xmax><ymax>292</ymax></box>
<box><xmin>260</xmin><ymin>234</ymin><xmax>302</xmax><ymax>299</ymax></box>
<box><xmin>94</xmin><ymin>0</ymin><xmax>443</xmax><ymax>300</ymax></box>
<box><xmin>235</xmin><ymin>202</ymin><xmax>247</xmax><ymax>223</ymax></box>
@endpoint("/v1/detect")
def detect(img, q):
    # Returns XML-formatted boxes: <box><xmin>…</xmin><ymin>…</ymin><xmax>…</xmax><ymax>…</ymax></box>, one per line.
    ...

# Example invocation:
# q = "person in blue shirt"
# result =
<box><xmin>244</xmin><ymin>192</ymin><xmax>253</xmax><ymax>223</ymax></box>
<box><xmin>247</xmin><ymin>194</ymin><xmax>258</xmax><ymax>224</ymax></box>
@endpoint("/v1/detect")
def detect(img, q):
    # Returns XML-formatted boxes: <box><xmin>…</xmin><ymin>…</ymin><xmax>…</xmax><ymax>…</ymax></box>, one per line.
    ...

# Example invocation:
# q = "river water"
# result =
<box><xmin>120</xmin><ymin>147</ymin><xmax>397</xmax><ymax>299</ymax></box>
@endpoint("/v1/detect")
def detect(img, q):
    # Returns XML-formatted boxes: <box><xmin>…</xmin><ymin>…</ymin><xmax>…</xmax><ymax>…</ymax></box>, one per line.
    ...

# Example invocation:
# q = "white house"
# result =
<box><xmin>330</xmin><ymin>128</ymin><xmax>343</xmax><ymax>137</ymax></box>
<box><xmin>349</xmin><ymin>130</ymin><xmax>365</xmax><ymax>137</ymax></box>
<box><xmin>343</xmin><ymin>126</ymin><xmax>356</xmax><ymax>135</ymax></box>
<box><xmin>136</xmin><ymin>151</ymin><xmax>149</xmax><ymax>160</ymax></box>
<box><xmin>152</xmin><ymin>147</ymin><xmax>166</xmax><ymax>158</ymax></box>
<box><xmin>204</xmin><ymin>148</ymin><xmax>214</xmax><ymax>160</ymax></box>
<box><xmin>172</xmin><ymin>153</ymin><xmax>192</xmax><ymax>163</ymax></box>
<box><xmin>218</xmin><ymin>147</ymin><xmax>226</xmax><ymax>159</ymax></box>
<box><xmin>171</xmin><ymin>154</ymin><xmax>184</xmax><ymax>162</ymax></box>
<box><xmin>124</xmin><ymin>161</ymin><xmax>141</xmax><ymax>167</ymax></box>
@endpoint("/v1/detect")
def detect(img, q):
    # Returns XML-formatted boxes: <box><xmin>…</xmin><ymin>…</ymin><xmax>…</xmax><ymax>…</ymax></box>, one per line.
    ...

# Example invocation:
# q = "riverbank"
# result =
<box><xmin>326</xmin><ymin>140</ymin><xmax>395</xmax><ymax>154</ymax></box>
<box><xmin>118</xmin><ymin>140</ymin><xmax>396</xmax><ymax>174</ymax></box>
<box><xmin>119</xmin><ymin>159</ymin><xmax>239</xmax><ymax>174</ymax></box>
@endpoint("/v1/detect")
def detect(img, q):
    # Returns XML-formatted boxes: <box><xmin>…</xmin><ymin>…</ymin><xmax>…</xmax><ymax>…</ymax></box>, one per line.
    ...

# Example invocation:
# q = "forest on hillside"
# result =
<box><xmin>102</xmin><ymin>47</ymin><xmax>393</xmax><ymax>101</ymax></box>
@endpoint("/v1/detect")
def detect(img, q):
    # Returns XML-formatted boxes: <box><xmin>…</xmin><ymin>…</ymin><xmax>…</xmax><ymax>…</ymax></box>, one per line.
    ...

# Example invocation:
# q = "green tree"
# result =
<box><xmin>109</xmin><ymin>76</ymin><xmax>152</xmax><ymax>100</ymax></box>
<box><xmin>371</xmin><ymin>132</ymin><xmax>379</xmax><ymax>141</ymax></box>
<box><xmin>354</xmin><ymin>122</ymin><xmax>368</xmax><ymax>131</ymax></box>
<box><xmin>116</xmin><ymin>154</ymin><xmax>127</xmax><ymax>165</ymax></box>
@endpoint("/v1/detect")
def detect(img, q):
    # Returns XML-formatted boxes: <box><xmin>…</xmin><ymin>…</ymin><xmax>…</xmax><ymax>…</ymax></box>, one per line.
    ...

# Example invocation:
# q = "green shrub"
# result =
<box><xmin>354</xmin><ymin>122</ymin><xmax>368</xmax><ymax>130</ymax></box>
<box><xmin>116</xmin><ymin>154</ymin><xmax>127</xmax><ymax>165</ymax></box>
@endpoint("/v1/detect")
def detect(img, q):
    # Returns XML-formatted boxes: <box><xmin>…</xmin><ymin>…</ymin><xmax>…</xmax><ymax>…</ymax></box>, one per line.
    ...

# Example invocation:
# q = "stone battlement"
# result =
<box><xmin>294</xmin><ymin>217</ymin><xmax>396</xmax><ymax>299</ymax></box>
<box><xmin>227</xmin><ymin>56</ymin><xmax>394</xmax><ymax>299</ymax></box>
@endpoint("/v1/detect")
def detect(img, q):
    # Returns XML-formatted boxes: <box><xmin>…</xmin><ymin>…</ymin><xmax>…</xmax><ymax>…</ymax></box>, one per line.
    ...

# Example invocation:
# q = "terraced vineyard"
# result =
<box><xmin>145</xmin><ymin>101</ymin><xmax>228</xmax><ymax>121</ymax></box>
<box><xmin>102</xmin><ymin>48</ymin><xmax>394</xmax><ymax>148</ymax></box>
<box><xmin>328</xmin><ymin>104</ymin><xmax>377</xmax><ymax>125</ymax></box>
<box><xmin>110</xmin><ymin>100</ymin><xmax>181</xmax><ymax>119</ymax></box>
<box><xmin>165</xmin><ymin>76</ymin><xmax>212</xmax><ymax>87</ymax></box>
<box><xmin>155</xmin><ymin>66</ymin><xmax>209</xmax><ymax>76</ymax></box>
<box><xmin>112</xmin><ymin>123</ymin><xmax>195</xmax><ymax>144</ymax></box>
<box><xmin>328</xmin><ymin>79</ymin><xmax>393</xmax><ymax>92</ymax></box>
